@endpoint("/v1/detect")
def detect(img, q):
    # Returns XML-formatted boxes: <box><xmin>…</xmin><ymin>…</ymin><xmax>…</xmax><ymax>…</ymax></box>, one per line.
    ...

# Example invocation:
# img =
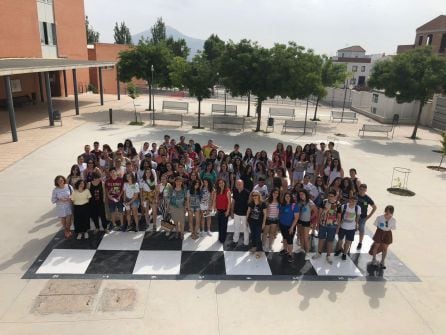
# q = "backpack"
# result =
<box><xmin>341</xmin><ymin>204</ymin><xmax>359</xmax><ymax>221</ymax></box>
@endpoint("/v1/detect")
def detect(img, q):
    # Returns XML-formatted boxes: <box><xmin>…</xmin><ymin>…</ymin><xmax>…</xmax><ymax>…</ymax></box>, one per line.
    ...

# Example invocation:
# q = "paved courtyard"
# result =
<box><xmin>0</xmin><ymin>93</ymin><xmax>445</xmax><ymax>334</ymax></box>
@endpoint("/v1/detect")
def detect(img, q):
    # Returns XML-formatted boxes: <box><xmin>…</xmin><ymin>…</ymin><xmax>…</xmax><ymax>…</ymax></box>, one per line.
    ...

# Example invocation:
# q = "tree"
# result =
<box><xmin>368</xmin><ymin>47</ymin><xmax>446</xmax><ymax>139</ymax></box>
<box><xmin>168</xmin><ymin>56</ymin><xmax>188</xmax><ymax>89</ymax></box>
<box><xmin>312</xmin><ymin>56</ymin><xmax>347</xmax><ymax>120</ymax></box>
<box><xmin>220</xmin><ymin>39</ymin><xmax>257</xmax><ymax>116</ymax></box>
<box><xmin>272</xmin><ymin>43</ymin><xmax>324</xmax><ymax>133</ymax></box>
<box><xmin>118</xmin><ymin>41</ymin><xmax>174</xmax><ymax>110</ymax></box>
<box><xmin>114</xmin><ymin>21</ymin><xmax>132</xmax><ymax>45</ymax></box>
<box><xmin>85</xmin><ymin>16</ymin><xmax>99</xmax><ymax>44</ymax></box>
<box><xmin>150</xmin><ymin>17</ymin><xmax>166</xmax><ymax>44</ymax></box>
<box><xmin>166</xmin><ymin>37</ymin><xmax>190</xmax><ymax>59</ymax></box>
<box><xmin>203</xmin><ymin>34</ymin><xmax>226</xmax><ymax>64</ymax></box>
<box><xmin>181</xmin><ymin>54</ymin><xmax>214</xmax><ymax>128</ymax></box>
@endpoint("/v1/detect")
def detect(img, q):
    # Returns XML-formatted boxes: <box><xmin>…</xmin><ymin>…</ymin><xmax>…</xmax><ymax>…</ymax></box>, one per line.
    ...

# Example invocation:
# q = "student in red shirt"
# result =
<box><xmin>213</xmin><ymin>178</ymin><xmax>232</xmax><ymax>243</ymax></box>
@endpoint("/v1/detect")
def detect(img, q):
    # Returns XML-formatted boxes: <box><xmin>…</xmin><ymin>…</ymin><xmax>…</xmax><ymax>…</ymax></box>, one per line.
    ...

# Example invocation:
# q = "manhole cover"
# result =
<box><xmin>387</xmin><ymin>188</ymin><xmax>415</xmax><ymax>196</ymax></box>
<box><xmin>97</xmin><ymin>288</ymin><xmax>136</xmax><ymax>312</ymax></box>
<box><xmin>40</xmin><ymin>280</ymin><xmax>101</xmax><ymax>296</ymax></box>
<box><xmin>32</xmin><ymin>295</ymin><xmax>95</xmax><ymax>315</ymax></box>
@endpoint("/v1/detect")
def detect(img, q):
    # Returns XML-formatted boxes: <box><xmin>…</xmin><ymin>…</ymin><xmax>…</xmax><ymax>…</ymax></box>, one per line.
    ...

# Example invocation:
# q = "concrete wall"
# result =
<box><xmin>321</xmin><ymin>87</ymin><xmax>353</xmax><ymax>108</ymax></box>
<box><xmin>0</xmin><ymin>0</ymin><xmax>42</xmax><ymax>58</ymax></box>
<box><xmin>351</xmin><ymin>90</ymin><xmax>434</xmax><ymax>125</ymax></box>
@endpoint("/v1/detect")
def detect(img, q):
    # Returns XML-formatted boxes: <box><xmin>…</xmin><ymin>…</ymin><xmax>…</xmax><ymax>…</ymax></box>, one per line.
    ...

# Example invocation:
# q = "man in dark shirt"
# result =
<box><xmin>231</xmin><ymin>179</ymin><xmax>250</xmax><ymax>245</ymax></box>
<box><xmin>229</xmin><ymin>144</ymin><xmax>243</xmax><ymax>161</ymax></box>
<box><xmin>91</xmin><ymin>141</ymin><xmax>102</xmax><ymax>162</ymax></box>
<box><xmin>356</xmin><ymin>184</ymin><xmax>377</xmax><ymax>250</ymax></box>
<box><xmin>82</xmin><ymin>144</ymin><xmax>97</xmax><ymax>164</ymax></box>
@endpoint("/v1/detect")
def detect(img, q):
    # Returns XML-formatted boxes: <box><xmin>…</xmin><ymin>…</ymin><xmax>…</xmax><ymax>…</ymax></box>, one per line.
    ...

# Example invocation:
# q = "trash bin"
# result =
<box><xmin>266</xmin><ymin>117</ymin><xmax>274</xmax><ymax>132</ymax></box>
<box><xmin>53</xmin><ymin>110</ymin><xmax>62</xmax><ymax>126</ymax></box>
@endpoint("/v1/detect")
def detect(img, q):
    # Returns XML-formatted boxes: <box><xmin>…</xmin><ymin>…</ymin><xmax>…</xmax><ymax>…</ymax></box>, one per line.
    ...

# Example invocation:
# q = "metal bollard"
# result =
<box><xmin>109</xmin><ymin>108</ymin><xmax>113</xmax><ymax>124</ymax></box>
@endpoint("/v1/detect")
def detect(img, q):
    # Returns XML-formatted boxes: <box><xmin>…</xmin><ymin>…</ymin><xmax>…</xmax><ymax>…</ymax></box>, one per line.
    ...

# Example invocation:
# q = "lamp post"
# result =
<box><xmin>151</xmin><ymin>65</ymin><xmax>155</xmax><ymax>112</ymax></box>
<box><xmin>341</xmin><ymin>80</ymin><xmax>354</xmax><ymax>122</ymax></box>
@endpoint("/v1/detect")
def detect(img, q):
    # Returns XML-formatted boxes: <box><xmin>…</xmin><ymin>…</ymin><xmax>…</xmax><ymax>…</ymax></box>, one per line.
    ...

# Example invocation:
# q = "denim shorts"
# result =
<box><xmin>318</xmin><ymin>224</ymin><xmax>337</xmax><ymax>242</ymax></box>
<box><xmin>108</xmin><ymin>200</ymin><xmax>124</xmax><ymax>213</ymax></box>
<box><xmin>338</xmin><ymin>227</ymin><xmax>355</xmax><ymax>242</ymax></box>
<box><xmin>130</xmin><ymin>199</ymin><xmax>140</xmax><ymax>209</ymax></box>
<box><xmin>358</xmin><ymin>217</ymin><xmax>367</xmax><ymax>234</ymax></box>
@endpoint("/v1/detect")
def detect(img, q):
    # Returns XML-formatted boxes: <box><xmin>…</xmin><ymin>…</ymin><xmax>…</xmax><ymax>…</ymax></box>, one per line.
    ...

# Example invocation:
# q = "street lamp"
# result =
<box><xmin>151</xmin><ymin>65</ymin><xmax>155</xmax><ymax>112</ymax></box>
<box><xmin>341</xmin><ymin>80</ymin><xmax>354</xmax><ymax>122</ymax></box>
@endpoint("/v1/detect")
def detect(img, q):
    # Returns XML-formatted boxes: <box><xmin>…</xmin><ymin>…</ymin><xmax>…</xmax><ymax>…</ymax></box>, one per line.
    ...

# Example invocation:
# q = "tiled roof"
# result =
<box><xmin>337</xmin><ymin>45</ymin><xmax>366</xmax><ymax>53</ymax></box>
<box><xmin>416</xmin><ymin>15</ymin><xmax>446</xmax><ymax>32</ymax></box>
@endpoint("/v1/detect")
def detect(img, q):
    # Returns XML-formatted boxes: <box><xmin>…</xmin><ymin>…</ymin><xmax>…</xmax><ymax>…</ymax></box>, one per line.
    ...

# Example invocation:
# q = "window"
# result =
<box><xmin>426</xmin><ymin>34</ymin><xmax>433</xmax><ymax>46</ymax></box>
<box><xmin>361</xmin><ymin>66</ymin><xmax>366</xmax><ymax>72</ymax></box>
<box><xmin>352</xmin><ymin>65</ymin><xmax>358</xmax><ymax>72</ymax></box>
<box><xmin>39</xmin><ymin>21</ymin><xmax>57</xmax><ymax>46</ymax></box>
<box><xmin>372</xmin><ymin>94</ymin><xmax>379</xmax><ymax>103</ymax></box>
<box><xmin>418</xmin><ymin>35</ymin><xmax>423</xmax><ymax>46</ymax></box>
<box><xmin>372</xmin><ymin>107</ymin><xmax>377</xmax><ymax>114</ymax></box>
<box><xmin>50</xmin><ymin>23</ymin><xmax>57</xmax><ymax>45</ymax></box>
<box><xmin>440</xmin><ymin>33</ymin><xmax>446</xmax><ymax>53</ymax></box>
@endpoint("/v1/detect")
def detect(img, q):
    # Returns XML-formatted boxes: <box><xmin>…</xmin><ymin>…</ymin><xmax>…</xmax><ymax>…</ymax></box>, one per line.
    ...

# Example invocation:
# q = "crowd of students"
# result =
<box><xmin>51</xmin><ymin>135</ymin><xmax>396</xmax><ymax>268</ymax></box>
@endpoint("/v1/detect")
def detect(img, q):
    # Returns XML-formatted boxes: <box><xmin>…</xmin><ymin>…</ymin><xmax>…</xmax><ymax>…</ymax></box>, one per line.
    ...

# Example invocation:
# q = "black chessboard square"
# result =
<box><xmin>180</xmin><ymin>251</ymin><xmax>225</xmax><ymax>275</ymax></box>
<box><xmin>140</xmin><ymin>231</ymin><xmax>183</xmax><ymax>250</ymax></box>
<box><xmin>85</xmin><ymin>250</ymin><xmax>138</xmax><ymax>274</ymax></box>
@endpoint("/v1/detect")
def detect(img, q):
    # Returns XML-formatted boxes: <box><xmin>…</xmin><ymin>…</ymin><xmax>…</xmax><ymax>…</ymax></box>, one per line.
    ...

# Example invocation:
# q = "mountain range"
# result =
<box><xmin>132</xmin><ymin>26</ymin><xmax>205</xmax><ymax>59</ymax></box>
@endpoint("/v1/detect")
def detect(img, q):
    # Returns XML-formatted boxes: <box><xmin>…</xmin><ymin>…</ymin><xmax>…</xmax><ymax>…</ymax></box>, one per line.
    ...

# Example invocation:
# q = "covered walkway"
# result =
<box><xmin>0</xmin><ymin>58</ymin><xmax>118</xmax><ymax>142</ymax></box>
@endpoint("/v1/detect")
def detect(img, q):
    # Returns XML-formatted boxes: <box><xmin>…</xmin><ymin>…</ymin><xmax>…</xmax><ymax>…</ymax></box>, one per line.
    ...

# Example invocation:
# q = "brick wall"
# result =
<box><xmin>0</xmin><ymin>0</ymin><xmax>42</xmax><ymax>58</ymax></box>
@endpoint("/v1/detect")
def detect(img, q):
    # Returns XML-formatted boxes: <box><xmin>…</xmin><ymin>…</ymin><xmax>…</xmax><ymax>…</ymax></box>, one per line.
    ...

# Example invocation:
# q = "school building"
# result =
<box><xmin>0</xmin><ymin>0</ymin><xmax>129</xmax><ymax>142</ymax></box>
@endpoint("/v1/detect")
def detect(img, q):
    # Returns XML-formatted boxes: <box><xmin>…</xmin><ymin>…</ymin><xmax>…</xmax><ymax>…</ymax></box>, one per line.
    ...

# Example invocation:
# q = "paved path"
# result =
<box><xmin>0</xmin><ymin>94</ymin><xmax>445</xmax><ymax>334</ymax></box>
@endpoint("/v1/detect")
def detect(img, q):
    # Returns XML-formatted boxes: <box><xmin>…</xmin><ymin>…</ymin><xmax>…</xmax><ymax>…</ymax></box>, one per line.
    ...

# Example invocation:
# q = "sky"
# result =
<box><xmin>84</xmin><ymin>0</ymin><xmax>445</xmax><ymax>56</ymax></box>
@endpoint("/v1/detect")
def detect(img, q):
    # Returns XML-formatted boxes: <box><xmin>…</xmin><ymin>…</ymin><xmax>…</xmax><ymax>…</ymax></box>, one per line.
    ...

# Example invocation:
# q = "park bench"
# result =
<box><xmin>282</xmin><ymin>120</ymin><xmax>317</xmax><ymax>134</ymax></box>
<box><xmin>269</xmin><ymin>107</ymin><xmax>295</xmax><ymax>119</ymax></box>
<box><xmin>211</xmin><ymin>104</ymin><xmax>237</xmax><ymax>116</ymax></box>
<box><xmin>213</xmin><ymin>116</ymin><xmax>245</xmax><ymax>131</ymax></box>
<box><xmin>358</xmin><ymin>124</ymin><xmax>394</xmax><ymax>138</ymax></box>
<box><xmin>150</xmin><ymin>112</ymin><xmax>183</xmax><ymax>126</ymax></box>
<box><xmin>330</xmin><ymin>111</ymin><xmax>358</xmax><ymax>122</ymax></box>
<box><xmin>162</xmin><ymin>100</ymin><xmax>189</xmax><ymax>113</ymax></box>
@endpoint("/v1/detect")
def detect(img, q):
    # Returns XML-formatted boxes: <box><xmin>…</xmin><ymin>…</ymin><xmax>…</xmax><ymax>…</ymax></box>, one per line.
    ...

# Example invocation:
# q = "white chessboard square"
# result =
<box><xmin>133</xmin><ymin>250</ymin><xmax>181</xmax><ymax>275</ymax></box>
<box><xmin>97</xmin><ymin>231</ymin><xmax>144</xmax><ymax>251</ymax></box>
<box><xmin>181</xmin><ymin>232</ymin><xmax>223</xmax><ymax>251</ymax></box>
<box><xmin>310</xmin><ymin>254</ymin><xmax>363</xmax><ymax>277</ymax></box>
<box><xmin>224</xmin><ymin>251</ymin><xmax>272</xmax><ymax>276</ymax></box>
<box><xmin>36</xmin><ymin>249</ymin><xmax>95</xmax><ymax>274</ymax></box>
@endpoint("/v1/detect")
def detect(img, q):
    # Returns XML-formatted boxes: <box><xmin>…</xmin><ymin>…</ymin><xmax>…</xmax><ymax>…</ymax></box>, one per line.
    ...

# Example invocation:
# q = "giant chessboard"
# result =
<box><xmin>23</xmin><ymin>218</ymin><xmax>418</xmax><ymax>282</ymax></box>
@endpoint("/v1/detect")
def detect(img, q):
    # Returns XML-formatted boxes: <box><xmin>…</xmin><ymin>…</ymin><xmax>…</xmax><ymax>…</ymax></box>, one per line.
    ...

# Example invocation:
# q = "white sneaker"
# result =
<box><xmin>326</xmin><ymin>255</ymin><xmax>333</xmax><ymax>264</ymax></box>
<box><xmin>84</xmin><ymin>232</ymin><xmax>89</xmax><ymax>239</ymax></box>
<box><xmin>76</xmin><ymin>233</ymin><xmax>82</xmax><ymax>240</ymax></box>
<box><xmin>207</xmin><ymin>231</ymin><xmax>212</xmax><ymax>236</ymax></box>
<box><xmin>294</xmin><ymin>246</ymin><xmax>303</xmax><ymax>253</ymax></box>
<box><xmin>304</xmin><ymin>254</ymin><xmax>311</xmax><ymax>261</ymax></box>
<box><xmin>312</xmin><ymin>253</ymin><xmax>322</xmax><ymax>260</ymax></box>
